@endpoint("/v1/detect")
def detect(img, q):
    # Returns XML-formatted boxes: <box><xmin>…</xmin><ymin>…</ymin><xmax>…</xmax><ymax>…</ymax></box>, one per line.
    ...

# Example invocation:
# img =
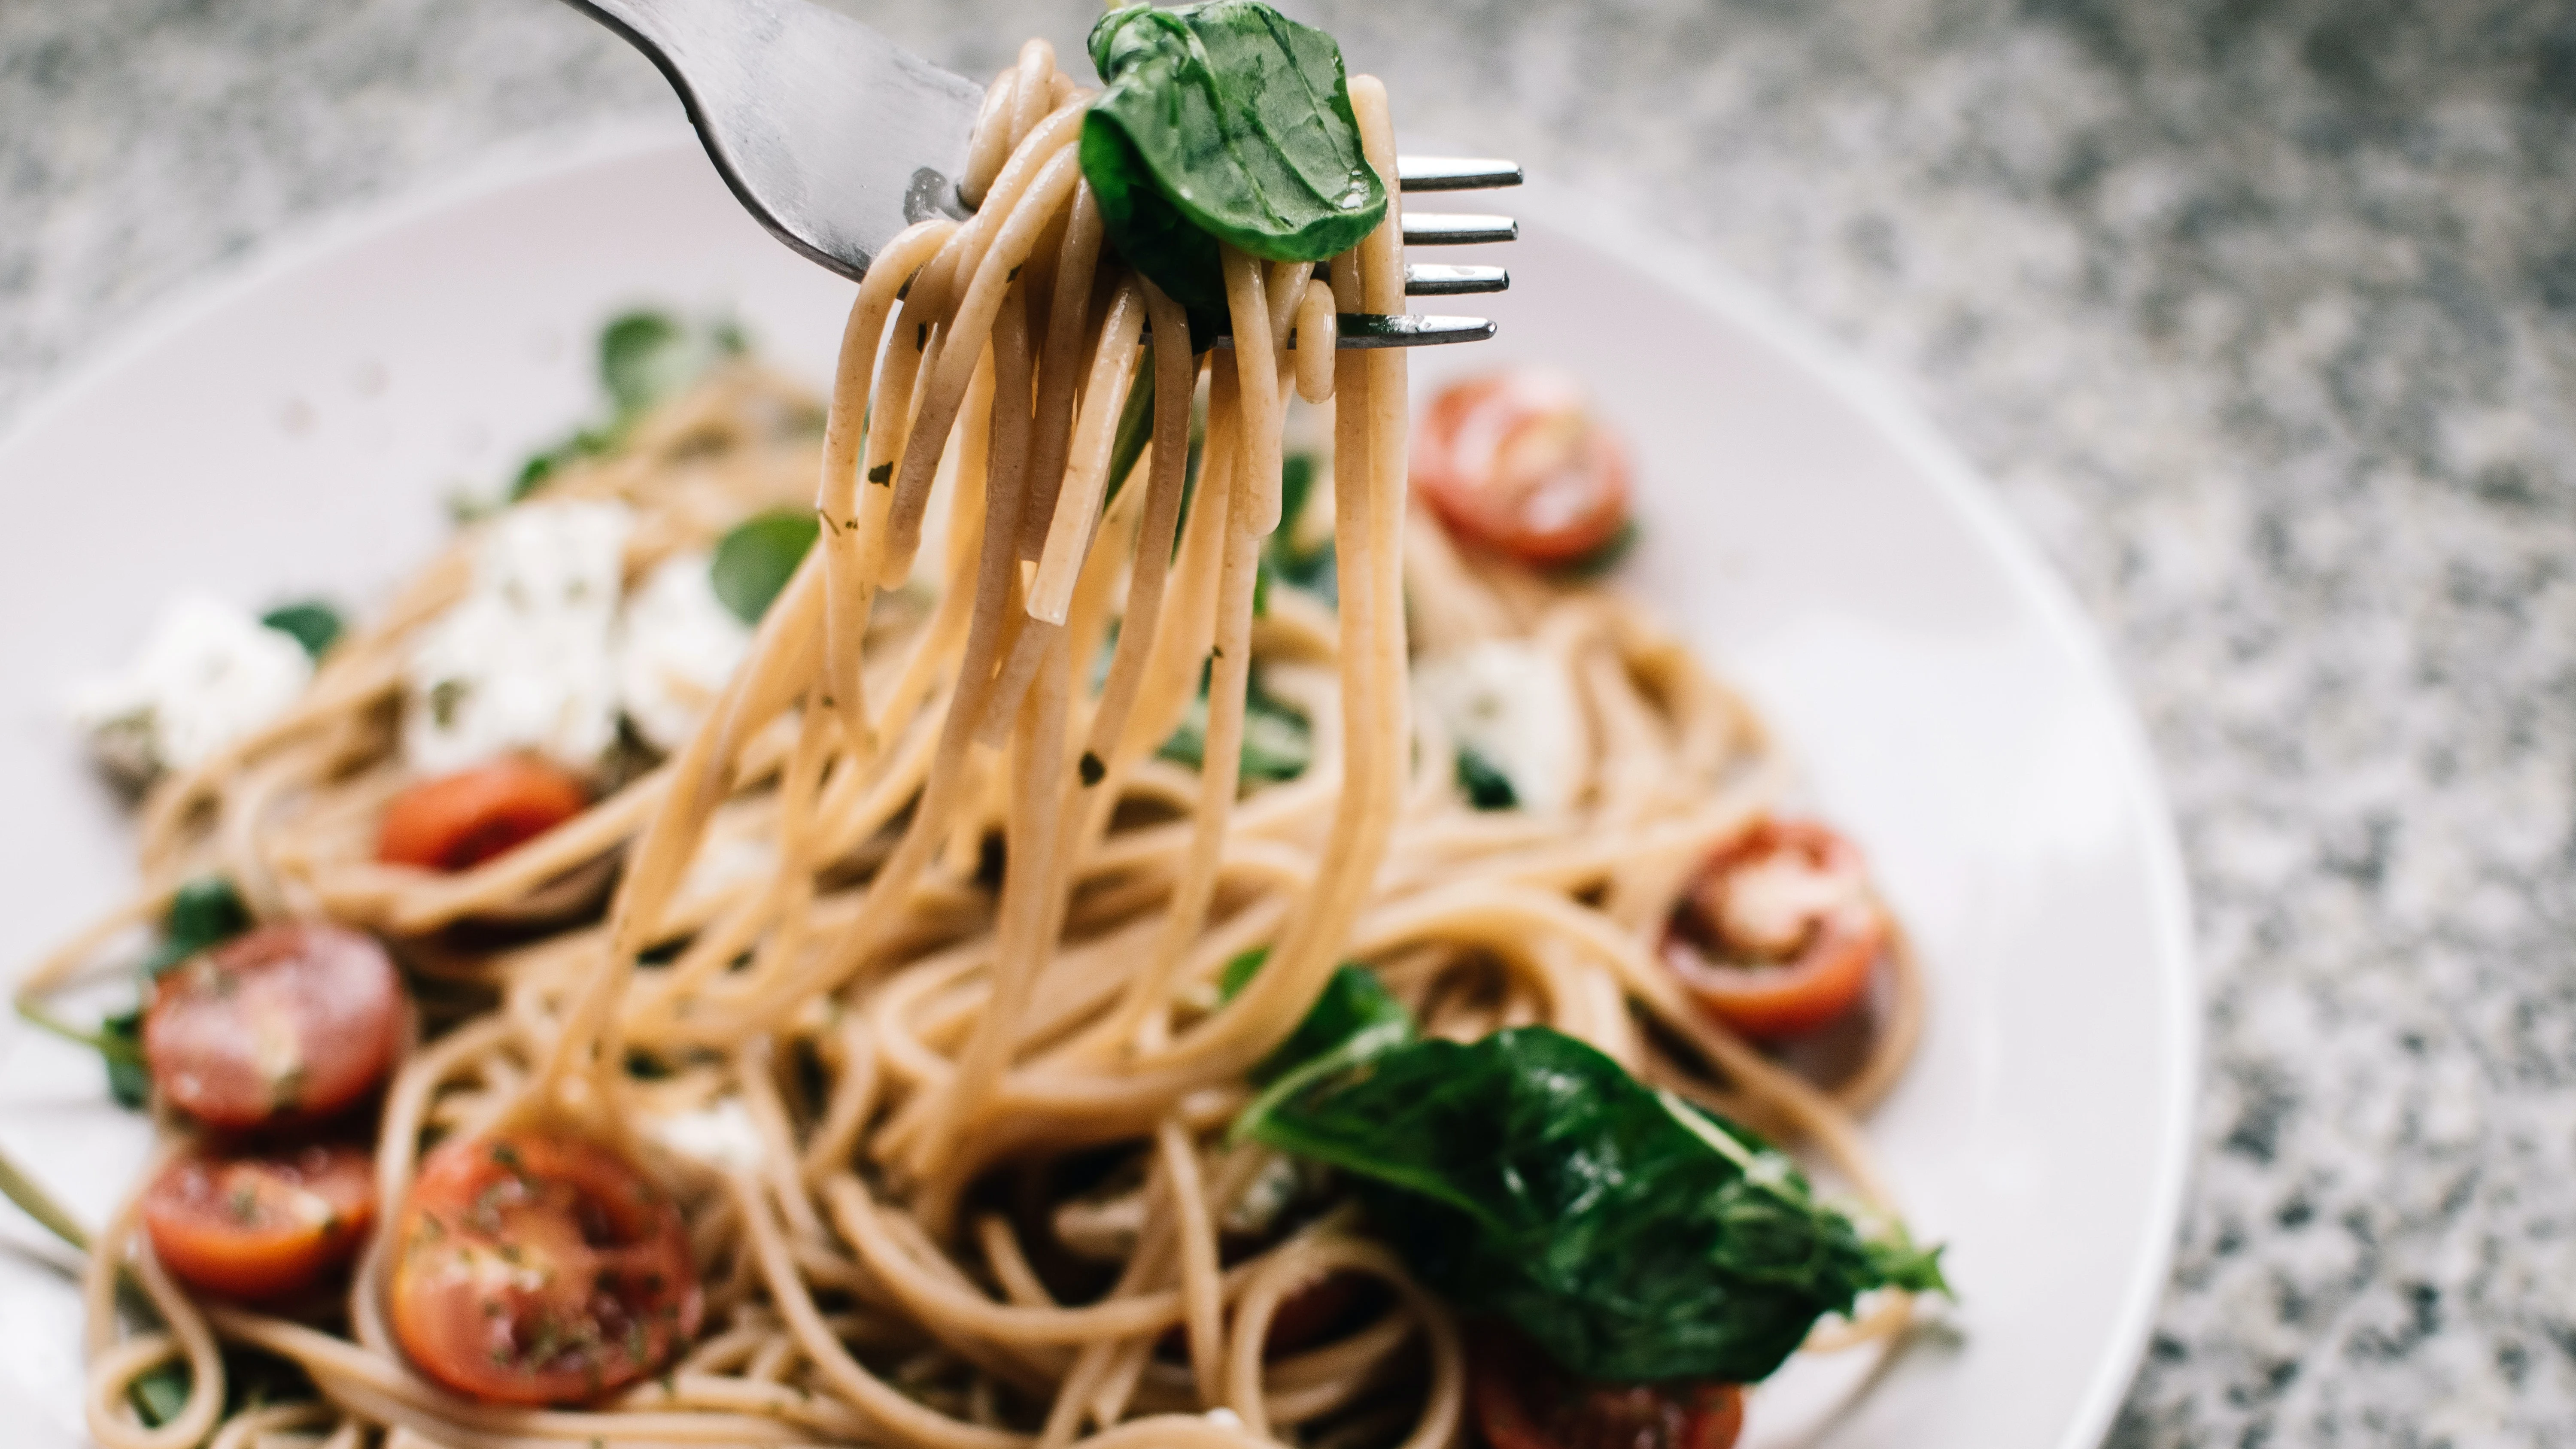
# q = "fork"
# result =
<box><xmin>556</xmin><ymin>0</ymin><xmax>1517</xmax><ymax>347</ymax></box>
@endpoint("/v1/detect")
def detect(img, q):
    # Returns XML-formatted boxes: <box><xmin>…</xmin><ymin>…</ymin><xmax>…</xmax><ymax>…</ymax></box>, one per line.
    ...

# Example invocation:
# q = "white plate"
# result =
<box><xmin>0</xmin><ymin>125</ymin><xmax>2195</xmax><ymax>1449</ymax></box>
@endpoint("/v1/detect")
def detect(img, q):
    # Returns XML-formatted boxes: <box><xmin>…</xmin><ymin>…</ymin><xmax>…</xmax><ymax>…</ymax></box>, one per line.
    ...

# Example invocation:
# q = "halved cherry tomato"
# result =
<box><xmin>1413</xmin><ymin>369</ymin><xmax>1633</xmax><ymax>567</ymax></box>
<box><xmin>389</xmin><ymin>1130</ymin><xmax>702</xmax><ymax>1405</ymax></box>
<box><xmin>143</xmin><ymin>1140</ymin><xmax>376</xmax><ymax>1300</ymax></box>
<box><xmin>1664</xmin><ymin>819</ymin><xmax>1886</xmax><ymax>1039</ymax></box>
<box><xmin>377</xmin><ymin>757</ymin><xmax>589</xmax><ymax>873</ymax></box>
<box><xmin>143</xmin><ymin>922</ymin><xmax>403</xmax><ymax>1129</ymax></box>
<box><xmin>1471</xmin><ymin>1329</ymin><xmax>1744</xmax><ymax>1449</ymax></box>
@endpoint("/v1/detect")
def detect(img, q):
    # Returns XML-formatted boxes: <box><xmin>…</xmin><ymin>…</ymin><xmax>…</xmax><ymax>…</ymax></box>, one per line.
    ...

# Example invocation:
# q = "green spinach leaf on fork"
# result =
<box><xmin>1081</xmin><ymin>1</ymin><xmax>1388</xmax><ymax>335</ymax></box>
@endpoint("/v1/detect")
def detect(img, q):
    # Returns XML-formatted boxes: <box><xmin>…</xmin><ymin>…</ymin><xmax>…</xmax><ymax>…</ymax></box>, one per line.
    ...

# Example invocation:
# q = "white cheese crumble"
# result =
<box><xmin>1413</xmin><ymin>639</ymin><xmax>1586</xmax><ymax>814</ymax></box>
<box><xmin>615</xmin><ymin>550</ymin><xmax>753</xmax><ymax>754</ymax></box>
<box><xmin>68</xmin><ymin>595</ymin><xmax>313</xmax><ymax>783</ymax></box>
<box><xmin>648</xmin><ymin>1097</ymin><xmax>766</xmax><ymax>1174</ymax></box>
<box><xmin>404</xmin><ymin>500</ymin><xmax>633</xmax><ymax>776</ymax></box>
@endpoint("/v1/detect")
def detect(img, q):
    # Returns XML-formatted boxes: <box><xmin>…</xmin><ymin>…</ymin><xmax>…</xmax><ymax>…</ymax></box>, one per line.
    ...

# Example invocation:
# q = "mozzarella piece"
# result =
<box><xmin>648</xmin><ymin>1097</ymin><xmax>766</xmax><ymax>1174</ymax></box>
<box><xmin>615</xmin><ymin>550</ymin><xmax>753</xmax><ymax>755</ymax></box>
<box><xmin>404</xmin><ymin>501</ymin><xmax>632</xmax><ymax>776</ymax></box>
<box><xmin>69</xmin><ymin>595</ymin><xmax>313</xmax><ymax>783</ymax></box>
<box><xmin>1413</xmin><ymin>639</ymin><xmax>1586</xmax><ymax>814</ymax></box>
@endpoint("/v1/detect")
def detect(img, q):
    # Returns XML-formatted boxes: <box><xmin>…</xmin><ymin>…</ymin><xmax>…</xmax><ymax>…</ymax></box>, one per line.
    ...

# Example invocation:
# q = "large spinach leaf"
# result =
<box><xmin>1082</xmin><ymin>1</ymin><xmax>1386</xmax><ymax>333</ymax></box>
<box><xmin>1242</xmin><ymin>1025</ymin><xmax>1947</xmax><ymax>1384</ymax></box>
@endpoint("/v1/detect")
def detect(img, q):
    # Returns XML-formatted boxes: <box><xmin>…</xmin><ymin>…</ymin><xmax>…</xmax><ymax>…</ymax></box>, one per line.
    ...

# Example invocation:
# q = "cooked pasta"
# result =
<box><xmin>19</xmin><ymin>30</ymin><xmax>1935</xmax><ymax>1449</ymax></box>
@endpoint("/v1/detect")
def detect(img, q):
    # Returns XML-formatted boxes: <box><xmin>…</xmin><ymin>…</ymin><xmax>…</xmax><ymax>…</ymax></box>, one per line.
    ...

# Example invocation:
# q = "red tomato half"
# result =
<box><xmin>143</xmin><ymin>1140</ymin><xmax>377</xmax><ymax>1301</ymax></box>
<box><xmin>143</xmin><ymin>922</ymin><xmax>404</xmax><ymax>1129</ymax></box>
<box><xmin>1664</xmin><ymin>819</ymin><xmax>1887</xmax><ymax>1039</ymax></box>
<box><xmin>1413</xmin><ymin>369</ymin><xmax>1633</xmax><ymax>567</ymax></box>
<box><xmin>1471</xmin><ymin>1330</ymin><xmax>1744</xmax><ymax>1449</ymax></box>
<box><xmin>378</xmin><ymin>757</ymin><xmax>589</xmax><ymax>873</ymax></box>
<box><xmin>389</xmin><ymin>1130</ymin><xmax>702</xmax><ymax>1405</ymax></box>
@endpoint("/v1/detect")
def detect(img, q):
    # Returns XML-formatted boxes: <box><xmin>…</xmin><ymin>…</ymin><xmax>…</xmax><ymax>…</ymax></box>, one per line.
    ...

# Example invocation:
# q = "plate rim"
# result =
<box><xmin>0</xmin><ymin>120</ymin><xmax>2199</xmax><ymax>1449</ymax></box>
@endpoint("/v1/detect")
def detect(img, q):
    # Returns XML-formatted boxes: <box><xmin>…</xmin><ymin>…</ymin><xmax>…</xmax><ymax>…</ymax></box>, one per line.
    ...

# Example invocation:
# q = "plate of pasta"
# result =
<box><xmin>0</xmin><ymin>15</ymin><xmax>2192</xmax><ymax>1449</ymax></box>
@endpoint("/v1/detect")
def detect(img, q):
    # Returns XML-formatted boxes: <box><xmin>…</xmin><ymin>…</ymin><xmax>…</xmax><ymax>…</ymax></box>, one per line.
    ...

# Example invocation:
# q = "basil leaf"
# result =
<box><xmin>600</xmin><ymin>310</ymin><xmax>741</xmax><ymax>418</ymax></box>
<box><xmin>1242</xmin><ymin>1026</ymin><xmax>1948</xmax><ymax>1384</ymax></box>
<box><xmin>508</xmin><ymin>426</ymin><xmax>614</xmax><ymax>502</ymax></box>
<box><xmin>1157</xmin><ymin>672</ymin><xmax>1311</xmax><ymax>784</ymax></box>
<box><xmin>258</xmin><ymin>600</ymin><xmax>343</xmax><ymax>661</ymax></box>
<box><xmin>99</xmin><ymin>1011</ymin><xmax>150</xmax><ymax>1109</ymax></box>
<box><xmin>1218</xmin><ymin>946</ymin><xmax>1269</xmax><ymax>1002</ymax></box>
<box><xmin>145</xmin><ymin>876</ymin><xmax>250</xmax><ymax>980</ymax></box>
<box><xmin>1251</xmin><ymin>964</ymin><xmax>1412</xmax><ymax>1086</ymax></box>
<box><xmin>1103</xmin><ymin>345</ymin><xmax>1160</xmax><ymax>512</ymax></box>
<box><xmin>1083</xmin><ymin>2</ymin><xmax>1386</xmax><ymax>332</ymax></box>
<box><xmin>710</xmin><ymin>511</ymin><xmax>820</xmax><ymax>625</ymax></box>
<box><xmin>129</xmin><ymin>1361</ymin><xmax>191</xmax><ymax>1427</ymax></box>
<box><xmin>1455</xmin><ymin>746</ymin><xmax>1518</xmax><ymax>811</ymax></box>
<box><xmin>1555</xmin><ymin>518</ymin><xmax>1640</xmax><ymax>580</ymax></box>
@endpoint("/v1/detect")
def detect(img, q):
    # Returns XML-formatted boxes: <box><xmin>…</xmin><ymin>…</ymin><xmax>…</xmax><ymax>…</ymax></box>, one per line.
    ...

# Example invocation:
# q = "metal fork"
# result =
<box><xmin>556</xmin><ymin>0</ymin><xmax>1517</xmax><ymax>347</ymax></box>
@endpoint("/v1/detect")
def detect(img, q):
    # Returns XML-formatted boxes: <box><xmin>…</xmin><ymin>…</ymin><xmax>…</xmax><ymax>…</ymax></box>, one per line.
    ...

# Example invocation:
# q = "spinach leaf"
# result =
<box><xmin>1082</xmin><ymin>2</ymin><xmax>1387</xmax><ymax>333</ymax></box>
<box><xmin>600</xmin><ymin>310</ymin><xmax>743</xmax><ymax>418</ymax></box>
<box><xmin>1254</xmin><ymin>452</ymin><xmax>1336</xmax><ymax>615</ymax></box>
<box><xmin>508</xmin><ymin>426</ymin><xmax>615</xmax><ymax>502</ymax></box>
<box><xmin>1242</xmin><ymin>1026</ymin><xmax>1947</xmax><ymax>1384</ymax></box>
<box><xmin>97</xmin><ymin>1010</ymin><xmax>150</xmax><ymax>1108</ymax></box>
<box><xmin>144</xmin><ymin>876</ymin><xmax>251</xmax><ymax>980</ymax></box>
<box><xmin>1158</xmin><ymin>671</ymin><xmax>1310</xmax><ymax>784</ymax></box>
<box><xmin>510</xmin><ymin>311</ymin><xmax>744</xmax><ymax>501</ymax></box>
<box><xmin>1455</xmin><ymin>744</ymin><xmax>1518</xmax><ymax>811</ymax></box>
<box><xmin>1555</xmin><ymin>518</ymin><xmax>1640</xmax><ymax>580</ymax></box>
<box><xmin>1217</xmin><ymin>946</ymin><xmax>1270</xmax><ymax>1002</ymax></box>
<box><xmin>258</xmin><ymin>600</ymin><xmax>343</xmax><ymax>660</ymax></box>
<box><xmin>710</xmin><ymin>511</ymin><xmax>821</xmax><ymax>625</ymax></box>
<box><xmin>1249</xmin><ymin>964</ymin><xmax>1412</xmax><ymax>1086</ymax></box>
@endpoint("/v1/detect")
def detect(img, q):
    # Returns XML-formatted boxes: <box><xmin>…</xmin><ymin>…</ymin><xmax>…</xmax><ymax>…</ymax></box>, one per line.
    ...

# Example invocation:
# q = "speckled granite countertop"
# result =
<box><xmin>4</xmin><ymin>0</ymin><xmax>2572</xmax><ymax>1443</ymax></box>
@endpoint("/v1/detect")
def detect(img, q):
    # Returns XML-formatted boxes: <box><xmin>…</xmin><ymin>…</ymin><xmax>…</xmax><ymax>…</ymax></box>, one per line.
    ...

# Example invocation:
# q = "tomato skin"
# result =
<box><xmin>1470</xmin><ymin>1330</ymin><xmax>1744</xmax><ymax>1449</ymax></box>
<box><xmin>389</xmin><ymin>1131</ymin><xmax>702</xmax><ymax>1406</ymax></box>
<box><xmin>378</xmin><ymin>757</ymin><xmax>589</xmax><ymax>873</ymax></box>
<box><xmin>143</xmin><ymin>922</ymin><xmax>404</xmax><ymax>1130</ymax></box>
<box><xmin>142</xmin><ymin>1141</ymin><xmax>377</xmax><ymax>1301</ymax></box>
<box><xmin>1264</xmin><ymin>1271</ymin><xmax>1367</xmax><ymax>1357</ymax></box>
<box><xmin>1414</xmin><ymin>369</ymin><xmax>1633</xmax><ymax>567</ymax></box>
<box><xmin>1664</xmin><ymin>820</ymin><xmax>1887</xmax><ymax>1039</ymax></box>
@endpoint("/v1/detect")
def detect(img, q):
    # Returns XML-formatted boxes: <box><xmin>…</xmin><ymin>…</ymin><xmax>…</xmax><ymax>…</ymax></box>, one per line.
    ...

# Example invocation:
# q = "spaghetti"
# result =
<box><xmin>23</xmin><ymin>35</ymin><xmax>1931</xmax><ymax>1449</ymax></box>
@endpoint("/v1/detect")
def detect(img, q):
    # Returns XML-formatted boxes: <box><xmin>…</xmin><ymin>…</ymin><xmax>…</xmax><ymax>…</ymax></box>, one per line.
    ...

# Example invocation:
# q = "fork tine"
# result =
<box><xmin>1401</xmin><ymin>213</ymin><xmax>1517</xmax><ymax>247</ymax></box>
<box><xmin>1191</xmin><ymin>313</ymin><xmax>1498</xmax><ymax>350</ymax></box>
<box><xmin>1406</xmin><ymin>263</ymin><xmax>1509</xmax><ymax>297</ymax></box>
<box><xmin>1396</xmin><ymin>156</ymin><xmax>1525</xmax><ymax>191</ymax></box>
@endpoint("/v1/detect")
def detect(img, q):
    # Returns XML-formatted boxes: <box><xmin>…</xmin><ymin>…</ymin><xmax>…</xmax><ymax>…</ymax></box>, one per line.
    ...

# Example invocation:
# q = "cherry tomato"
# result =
<box><xmin>1413</xmin><ymin>369</ymin><xmax>1632</xmax><ymax>567</ymax></box>
<box><xmin>143</xmin><ymin>922</ymin><xmax>403</xmax><ymax>1129</ymax></box>
<box><xmin>1470</xmin><ymin>1329</ymin><xmax>1744</xmax><ymax>1449</ymax></box>
<box><xmin>142</xmin><ymin>1140</ymin><xmax>377</xmax><ymax>1301</ymax></box>
<box><xmin>389</xmin><ymin>1130</ymin><xmax>702</xmax><ymax>1405</ymax></box>
<box><xmin>377</xmin><ymin>757</ymin><xmax>589</xmax><ymax>873</ymax></box>
<box><xmin>1663</xmin><ymin>819</ymin><xmax>1887</xmax><ymax>1039</ymax></box>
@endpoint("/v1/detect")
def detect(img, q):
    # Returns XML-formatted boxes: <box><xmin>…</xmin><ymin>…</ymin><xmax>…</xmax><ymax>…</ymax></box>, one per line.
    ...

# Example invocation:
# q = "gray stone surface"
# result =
<box><xmin>4</xmin><ymin>0</ymin><xmax>2572</xmax><ymax>1443</ymax></box>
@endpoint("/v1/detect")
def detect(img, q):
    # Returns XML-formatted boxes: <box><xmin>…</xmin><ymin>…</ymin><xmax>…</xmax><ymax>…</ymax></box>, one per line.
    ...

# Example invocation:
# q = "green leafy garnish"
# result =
<box><xmin>510</xmin><ymin>310</ymin><xmax>745</xmax><ymax>501</ymax></box>
<box><xmin>1241</xmin><ymin>1024</ymin><xmax>1948</xmax><ymax>1384</ymax></box>
<box><xmin>1249</xmin><ymin>964</ymin><xmax>1412</xmax><ymax>1086</ymax></box>
<box><xmin>1082</xmin><ymin>2</ymin><xmax>1387</xmax><ymax>333</ymax></box>
<box><xmin>129</xmin><ymin>1362</ymin><xmax>191</xmax><ymax>1427</ymax></box>
<box><xmin>1556</xmin><ymin>518</ymin><xmax>1640</xmax><ymax>580</ymax></box>
<box><xmin>710</xmin><ymin>511</ymin><xmax>821</xmax><ymax>625</ymax></box>
<box><xmin>18</xmin><ymin>875</ymin><xmax>248</xmax><ymax>1109</ymax></box>
<box><xmin>258</xmin><ymin>601</ymin><xmax>343</xmax><ymax>660</ymax></box>
<box><xmin>1158</xmin><ymin>671</ymin><xmax>1310</xmax><ymax>784</ymax></box>
<box><xmin>601</xmin><ymin>310</ymin><xmax>742</xmax><ymax>417</ymax></box>
<box><xmin>1455</xmin><ymin>745</ymin><xmax>1517</xmax><ymax>811</ymax></box>
<box><xmin>144</xmin><ymin>876</ymin><xmax>252</xmax><ymax>980</ymax></box>
<box><xmin>1216</xmin><ymin>946</ymin><xmax>1270</xmax><ymax>1002</ymax></box>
